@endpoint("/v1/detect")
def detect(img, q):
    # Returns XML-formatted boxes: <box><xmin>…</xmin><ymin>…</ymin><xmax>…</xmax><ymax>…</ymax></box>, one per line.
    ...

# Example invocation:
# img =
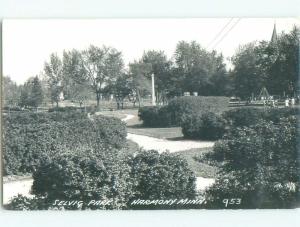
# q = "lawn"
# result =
<box><xmin>173</xmin><ymin>147</ymin><xmax>219</xmax><ymax>178</ymax></box>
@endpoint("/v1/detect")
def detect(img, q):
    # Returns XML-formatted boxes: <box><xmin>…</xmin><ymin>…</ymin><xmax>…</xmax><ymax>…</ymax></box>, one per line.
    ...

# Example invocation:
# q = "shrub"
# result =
<box><xmin>31</xmin><ymin>148</ymin><xmax>133</xmax><ymax>210</ymax></box>
<box><xmin>139</xmin><ymin>96</ymin><xmax>229</xmax><ymax>127</ymax></box>
<box><xmin>205</xmin><ymin>117</ymin><xmax>299</xmax><ymax>208</ymax></box>
<box><xmin>3</xmin><ymin>112</ymin><xmax>127</xmax><ymax>175</ymax></box>
<box><xmin>5</xmin><ymin>195</ymin><xmax>54</xmax><ymax>210</ymax></box>
<box><xmin>138</xmin><ymin>106</ymin><xmax>162</xmax><ymax>127</ymax></box>
<box><xmin>222</xmin><ymin>107</ymin><xmax>264</xmax><ymax>128</ymax></box>
<box><xmin>181</xmin><ymin>112</ymin><xmax>226</xmax><ymax>140</ymax></box>
<box><xmin>128</xmin><ymin>150</ymin><xmax>197</xmax><ymax>208</ymax></box>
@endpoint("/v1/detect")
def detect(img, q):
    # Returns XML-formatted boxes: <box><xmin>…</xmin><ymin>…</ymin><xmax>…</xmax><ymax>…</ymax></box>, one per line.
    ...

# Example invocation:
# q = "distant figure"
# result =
<box><xmin>291</xmin><ymin>98</ymin><xmax>295</xmax><ymax>106</ymax></box>
<box><xmin>285</xmin><ymin>99</ymin><xmax>289</xmax><ymax>107</ymax></box>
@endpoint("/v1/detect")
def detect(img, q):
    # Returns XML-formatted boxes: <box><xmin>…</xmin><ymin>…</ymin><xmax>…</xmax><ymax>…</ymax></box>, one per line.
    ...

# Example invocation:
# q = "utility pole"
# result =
<box><xmin>151</xmin><ymin>73</ymin><xmax>156</xmax><ymax>106</ymax></box>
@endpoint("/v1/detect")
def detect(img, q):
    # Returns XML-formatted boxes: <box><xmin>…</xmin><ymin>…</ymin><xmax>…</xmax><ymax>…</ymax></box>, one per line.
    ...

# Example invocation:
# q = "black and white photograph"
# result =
<box><xmin>1</xmin><ymin>18</ymin><xmax>299</xmax><ymax>210</ymax></box>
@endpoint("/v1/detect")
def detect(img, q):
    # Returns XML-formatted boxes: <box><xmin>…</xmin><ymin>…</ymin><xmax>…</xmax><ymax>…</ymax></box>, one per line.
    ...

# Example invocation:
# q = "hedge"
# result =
<box><xmin>181</xmin><ymin>107</ymin><xmax>299</xmax><ymax>141</ymax></box>
<box><xmin>181</xmin><ymin>112</ymin><xmax>226</xmax><ymax>140</ymax></box>
<box><xmin>139</xmin><ymin>96</ymin><xmax>230</xmax><ymax>127</ymax></box>
<box><xmin>3</xmin><ymin>111</ymin><xmax>127</xmax><ymax>175</ymax></box>
<box><xmin>222</xmin><ymin>107</ymin><xmax>299</xmax><ymax>128</ymax></box>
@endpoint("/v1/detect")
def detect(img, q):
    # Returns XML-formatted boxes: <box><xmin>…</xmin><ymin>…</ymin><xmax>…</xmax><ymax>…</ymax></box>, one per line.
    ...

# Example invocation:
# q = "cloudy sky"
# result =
<box><xmin>3</xmin><ymin>18</ymin><xmax>299</xmax><ymax>84</ymax></box>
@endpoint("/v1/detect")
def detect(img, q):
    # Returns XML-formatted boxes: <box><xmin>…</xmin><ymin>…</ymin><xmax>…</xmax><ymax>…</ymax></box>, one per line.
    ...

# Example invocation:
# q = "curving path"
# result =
<box><xmin>3</xmin><ymin>178</ymin><xmax>34</xmax><ymax>205</ymax></box>
<box><xmin>122</xmin><ymin>114</ymin><xmax>216</xmax><ymax>191</ymax></box>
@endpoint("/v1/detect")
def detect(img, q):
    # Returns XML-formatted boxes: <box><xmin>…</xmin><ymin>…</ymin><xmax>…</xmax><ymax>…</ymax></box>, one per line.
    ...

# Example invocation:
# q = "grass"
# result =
<box><xmin>173</xmin><ymin>147</ymin><xmax>219</xmax><ymax>178</ymax></box>
<box><xmin>127</xmin><ymin>127</ymin><xmax>183</xmax><ymax>139</ymax></box>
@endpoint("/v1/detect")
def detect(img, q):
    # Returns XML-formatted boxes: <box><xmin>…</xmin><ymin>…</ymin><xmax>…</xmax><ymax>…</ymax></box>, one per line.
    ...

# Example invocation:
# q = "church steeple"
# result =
<box><xmin>271</xmin><ymin>23</ymin><xmax>278</xmax><ymax>43</ymax></box>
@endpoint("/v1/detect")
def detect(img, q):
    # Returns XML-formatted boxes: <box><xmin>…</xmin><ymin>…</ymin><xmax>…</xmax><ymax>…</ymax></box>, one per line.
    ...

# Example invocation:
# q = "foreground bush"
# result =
<box><xmin>5</xmin><ymin>195</ymin><xmax>54</xmax><ymax>210</ymax></box>
<box><xmin>3</xmin><ymin>112</ymin><xmax>126</xmax><ymax>175</ymax></box>
<box><xmin>129</xmin><ymin>150</ymin><xmax>197</xmax><ymax>208</ymax></box>
<box><xmin>181</xmin><ymin>112</ymin><xmax>226</xmax><ymax>140</ymax></box>
<box><xmin>205</xmin><ymin>117</ymin><xmax>299</xmax><ymax>208</ymax></box>
<box><xmin>31</xmin><ymin>148</ymin><xmax>133</xmax><ymax>210</ymax></box>
<box><xmin>139</xmin><ymin>96</ymin><xmax>229</xmax><ymax>127</ymax></box>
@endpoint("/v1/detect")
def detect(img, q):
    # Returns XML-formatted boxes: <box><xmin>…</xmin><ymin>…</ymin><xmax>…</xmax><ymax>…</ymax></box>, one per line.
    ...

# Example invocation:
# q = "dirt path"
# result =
<box><xmin>122</xmin><ymin>114</ymin><xmax>214</xmax><ymax>153</ymax></box>
<box><xmin>2</xmin><ymin>178</ymin><xmax>34</xmax><ymax>205</ymax></box>
<box><xmin>127</xmin><ymin>133</ymin><xmax>214</xmax><ymax>153</ymax></box>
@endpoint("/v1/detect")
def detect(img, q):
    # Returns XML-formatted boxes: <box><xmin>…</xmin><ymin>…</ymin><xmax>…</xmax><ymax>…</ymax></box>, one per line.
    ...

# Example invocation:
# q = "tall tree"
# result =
<box><xmin>79</xmin><ymin>45</ymin><xmax>124</xmax><ymax>109</ymax></box>
<box><xmin>174</xmin><ymin>41</ymin><xmax>229</xmax><ymax>96</ymax></box>
<box><xmin>63</xmin><ymin>49</ymin><xmax>93</xmax><ymax>106</ymax></box>
<box><xmin>30</xmin><ymin>76</ymin><xmax>44</xmax><ymax>108</ymax></box>
<box><xmin>231</xmin><ymin>42</ymin><xmax>265</xmax><ymax>99</ymax></box>
<box><xmin>44</xmin><ymin>53</ymin><xmax>64</xmax><ymax>107</ymax></box>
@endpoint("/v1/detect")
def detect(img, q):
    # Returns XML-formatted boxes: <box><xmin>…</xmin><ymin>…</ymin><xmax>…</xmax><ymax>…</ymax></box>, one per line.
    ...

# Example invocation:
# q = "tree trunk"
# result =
<box><xmin>137</xmin><ymin>89</ymin><xmax>141</xmax><ymax>108</ymax></box>
<box><xmin>96</xmin><ymin>92</ymin><xmax>100</xmax><ymax>110</ymax></box>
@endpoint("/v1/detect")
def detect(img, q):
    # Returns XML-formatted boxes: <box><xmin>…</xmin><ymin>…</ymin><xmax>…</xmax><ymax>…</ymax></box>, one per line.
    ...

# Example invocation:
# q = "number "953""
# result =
<box><xmin>222</xmin><ymin>198</ymin><xmax>241</xmax><ymax>207</ymax></box>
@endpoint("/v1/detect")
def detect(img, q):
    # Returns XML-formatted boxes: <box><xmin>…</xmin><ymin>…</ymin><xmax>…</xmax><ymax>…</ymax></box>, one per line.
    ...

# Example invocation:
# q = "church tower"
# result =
<box><xmin>271</xmin><ymin>23</ymin><xmax>278</xmax><ymax>43</ymax></box>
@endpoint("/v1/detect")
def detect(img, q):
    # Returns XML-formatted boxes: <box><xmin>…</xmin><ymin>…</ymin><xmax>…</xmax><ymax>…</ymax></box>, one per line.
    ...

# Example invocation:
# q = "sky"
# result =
<box><xmin>2</xmin><ymin>18</ymin><xmax>299</xmax><ymax>85</ymax></box>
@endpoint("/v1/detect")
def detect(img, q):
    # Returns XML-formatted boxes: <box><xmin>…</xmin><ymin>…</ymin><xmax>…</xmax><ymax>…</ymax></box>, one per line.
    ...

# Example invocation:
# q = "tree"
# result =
<box><xmin>128</xmin><ymin>61</ymin><xmax>152</xmax><ymax>107</ymax></box>
<box><xmin>3</xmin><ymin>76</ymin><xmax>21</xmax><ymax>106</ymax></box>
<box><xmin>231</xmin><ymin>42</ymin><xmax>266</xmax><ymax>99</ymax></box>
<box><xmin>62</xmin><ymin>49</ymin><xmax>93</xmax><ymax>107</ymax></box>
<box><xmin>105</xmin><ymin>73</ymin><xmax>131</xmax><ymax>109</ymax></box>
<box><xmin>79</xmin><ymin>45</ymin><xmax>124</xmax><ymax>109</ymax></box>
<box><xmin>174</xmin><ymin>41</ymin><xmax>229</xmax><ymax>96</ymax></box>
<box><xmin>18</xmin><ymin>76</ymin><xmax>44</xmax><ymax>108</ymax></box>
<box><xmin>19</xmin><ymin>81</ymin><xmax>31</xmax><ymax>108</ymax></box>
<box><xmin>30</xmin><ymin>76</ymin><xmax>44</xmax><ymax>108</ymax></box>
<box><xmin>44</xmin><ymin>53</ymin><xmax>64</xmax><ymax>107</ymax></box>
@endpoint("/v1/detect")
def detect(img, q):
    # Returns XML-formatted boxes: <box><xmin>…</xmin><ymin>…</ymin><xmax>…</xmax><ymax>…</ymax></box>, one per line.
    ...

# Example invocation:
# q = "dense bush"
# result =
<box><xmin>205</xmin><ymin>117</ymin><xmax>299</xmax><ymax>208</ymax></box>
<box><xmin>181</xmin><ymin>112</ymin><xmax>226</xmax><ymax>140</ymax></box>
<box><xmin>138</xmin><ymin>106</ymin><xmax>162</xmax><ymax>127</ymax></box>
<box><xmin>5</xmin><ymin>195</ymin><xmax>54</xmax><ymax>210</ymax></box>
<box><xmin>164</xmin><ymin>96</ymin><xmax>229</xmax><ymax>125</ymax></box>
<box><xmin>3</xmin><ymin>112</ymin><xmax>126</xmax><ymax>175</ymax></box>
<box><xmin>128</xmin><ymin>150</ymin><xmax>197</xmax><ymax>208</ymax></box>
<box><xmin>139</xmin><ymin>96</ymin><xmax>229</xmax><ymax>127</ymax></box>
<box><xmin>30</xmin><ymin>148</ymin><xmax>133</xmax><ymax>210</ymax></box>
